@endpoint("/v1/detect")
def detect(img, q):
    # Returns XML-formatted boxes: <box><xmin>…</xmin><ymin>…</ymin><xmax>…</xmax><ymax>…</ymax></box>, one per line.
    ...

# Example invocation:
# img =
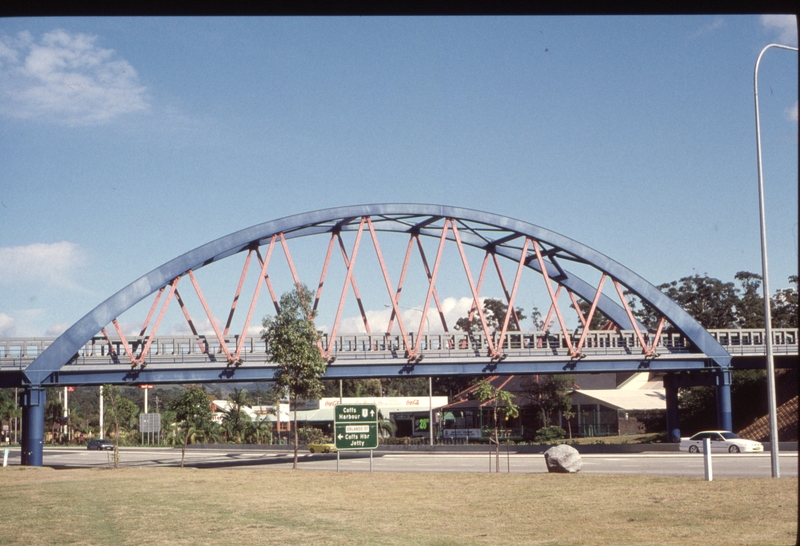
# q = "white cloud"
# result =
<box><xmin>45</xmin><ymin>322</ymin><xmax>71</xmax><ymax>337</ymax></box>
<box><xmin>760</xmin><ymin>15</ymin><xmax>798</xmax><ymax>46</ymax></box>
<box><xmin>787</xmin><ymin>101</ymin><xmax>799</xmax><ymax>122</ymax></box>
<box><xmin>0</xmin><ymin>29</ymin><xmax>149</xmax><ymax>125</ymax></box>
<box><xmin>0</xmin><ymin>313</ymin><xmax>16</xmax><ymax>336</ymax></box>
<box><xmin>687</xmin><ymin>17</ymin><xmax>725</xmax><ymax>40</ymax></box>
<box><xmin>321</xmin><ymin>296</ymin><xmax>482</xmax><ymax>335</ymax></box>
<box><xmin>0</xmin><ymin>241</ymin><xmax>88</xmax><ymax>291</ymax></box>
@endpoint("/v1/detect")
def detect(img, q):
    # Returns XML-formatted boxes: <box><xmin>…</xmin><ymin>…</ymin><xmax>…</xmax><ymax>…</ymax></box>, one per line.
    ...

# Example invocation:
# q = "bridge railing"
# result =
<box><xmin>0</xmin><ymin>328</ymin><xmax>796</xmax><ymax>368</ymax></box>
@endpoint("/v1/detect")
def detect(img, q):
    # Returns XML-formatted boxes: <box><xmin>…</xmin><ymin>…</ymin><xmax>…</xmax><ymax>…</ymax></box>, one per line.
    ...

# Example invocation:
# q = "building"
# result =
<box><xmin>440</xmin><ymin>372</ymin><xmax>667</xmax><ymax>440</ymax></box>
<box><xmin>212</xmin><ymin>396</ymin><xmax>449</xmax><ymax>438</ymax></box>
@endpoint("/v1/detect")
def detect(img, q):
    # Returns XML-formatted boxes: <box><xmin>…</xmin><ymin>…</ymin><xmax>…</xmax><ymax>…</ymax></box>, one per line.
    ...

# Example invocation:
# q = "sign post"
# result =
<box><xmin>334</xmin><ymin>404</ymin><xmax>378</xmax><ymax>472</ymax></box>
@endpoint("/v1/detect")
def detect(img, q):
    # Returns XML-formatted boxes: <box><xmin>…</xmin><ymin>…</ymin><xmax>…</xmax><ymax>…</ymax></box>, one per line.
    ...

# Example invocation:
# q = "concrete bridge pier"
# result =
<box><xmin>21</xmin><ymin>387</ymin><xmax>46</xmax><ymax>466</ymax></box>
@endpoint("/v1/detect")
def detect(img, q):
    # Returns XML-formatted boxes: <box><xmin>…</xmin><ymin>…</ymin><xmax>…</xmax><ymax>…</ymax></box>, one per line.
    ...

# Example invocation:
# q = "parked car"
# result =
<box><xmin>308</xmin><ymin>442</ymin><xmax>337</xmax><ymax>454</ymax></box>
<box><xmin>87</xmin><ymin>439</ymin><xmax>114</xmax><ymax>451</ymax></box>
<box><xmin>679</xmin><ymin>431</ymin><xmax>763</xmax><ymax>454</ymax></box>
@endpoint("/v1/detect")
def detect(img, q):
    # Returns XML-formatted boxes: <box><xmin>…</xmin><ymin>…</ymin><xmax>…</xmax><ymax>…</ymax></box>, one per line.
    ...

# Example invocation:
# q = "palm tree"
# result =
<box><xmin>245</xmin><ymin>417</ymin><xmax>273</xmax><ymax>445</ymax></box>
<box><xmin>173</xmin><ymin>422</ymin><xmax>223</xmax><ymax>467</ymax></box>
<box><xmin>221</xmin><ymin>388</ymin><xmax>251</xmax><ymax>443</ymax></box>
<box><xmin>378</xmin><ymin>411</ymin><xmax>397</xmax><ymax>439</ymax></box>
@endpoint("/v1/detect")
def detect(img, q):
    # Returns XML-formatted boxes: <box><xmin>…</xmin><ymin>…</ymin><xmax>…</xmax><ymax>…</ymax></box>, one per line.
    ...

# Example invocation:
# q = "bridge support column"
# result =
<box><xmin>21</xmin><ymin>387</ymin><xmax>46</xmax><ymax>466</ymax></box>
<box><xmin>664</xmin><ymin>374</ymin><xmax>680</xmax><ymax>442</ymax></box>
<box><xmin>715</xmin><ymin>370</ymin><xmax>733</xmax><ymax>432</ymax></box>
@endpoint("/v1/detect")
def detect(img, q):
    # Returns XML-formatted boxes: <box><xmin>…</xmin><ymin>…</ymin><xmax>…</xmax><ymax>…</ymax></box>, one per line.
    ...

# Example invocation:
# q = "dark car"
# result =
<box><xmin>87</xmin><ymin>439</ymin><xmax>114</xmax><ymax>451</ymax></box>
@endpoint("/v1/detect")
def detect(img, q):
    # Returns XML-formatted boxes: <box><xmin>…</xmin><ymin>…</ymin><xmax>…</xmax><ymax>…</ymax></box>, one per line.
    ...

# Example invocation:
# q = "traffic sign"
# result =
<box><xmin>334</xmin><ymin>404</ymin><xmax>378</xmax><ymax>450</ymax></box>
<box><xmin>335</xmin><ymin>423</ymin><xmax>378</xmax><ymax>450</ymax></box>
<box><xmin>334</xmin><ymin>404</ymin><xmax>377</xmax><ymax>423</ymax></box>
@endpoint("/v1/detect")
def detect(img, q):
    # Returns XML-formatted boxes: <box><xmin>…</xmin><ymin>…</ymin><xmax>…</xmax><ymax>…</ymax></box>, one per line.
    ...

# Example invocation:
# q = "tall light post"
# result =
<box><xmin>753</xmin><ymin>42</ymin><xmax>797</xmax><ymax>479</ymax></box>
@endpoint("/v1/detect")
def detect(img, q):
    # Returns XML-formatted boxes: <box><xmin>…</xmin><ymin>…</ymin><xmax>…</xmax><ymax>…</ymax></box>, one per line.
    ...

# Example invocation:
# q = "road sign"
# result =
<box><xmin>334</xmin><ymin>404</ymin><xmax>378</xmax><ymax>450</ymax></box>
<box><xmin>139</xmin><ymin>413</ymin><xmax>161</xmax><ymax>433</ymax></box>
<box><xmin>334</xmin><ymin>404</ymin><xmax>377</xmax><ymax>423</ymax></box>
<box><xmin>335</xmin><ymin>423</ymin><xmax>378</xmax><ymax>450</ymax></box>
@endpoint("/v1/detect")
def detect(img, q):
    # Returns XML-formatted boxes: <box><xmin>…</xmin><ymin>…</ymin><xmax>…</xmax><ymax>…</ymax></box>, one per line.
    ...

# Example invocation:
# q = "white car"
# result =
<box><xmin>679</xmin><ymin>431</ymin><xmax>763</xmax><ymax>454</ymax></box>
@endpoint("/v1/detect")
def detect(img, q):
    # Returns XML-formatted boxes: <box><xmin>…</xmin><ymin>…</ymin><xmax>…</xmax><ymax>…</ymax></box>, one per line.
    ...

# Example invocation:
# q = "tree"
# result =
<box><xmin>473</xmin><ymin>380</ymin><xmax>519</xmax><ymax>473</ymax></box>
<box><xmin>262</xmin><ymin>285</ymin><xmax>327</xmax><ymax>469</ymax></box>
<box><xmin>520</xmin><ymin>375</ymin><xmax>574</xmax><ymax>430</ymax></box>
<box><xmin>0</xmin><ymin>391</ymin><xmax>19</xmax><ymax>443</ymax></box>
<box><xmin>221</xmin><ymin>388</ymin><xmax>251</xmax><ymax>443</ymax></box>
<box><xmin>657</xmin><ymin>274</ymin><xmax>739</xmax><ymax>329</ymax></box>
<box><xmin>102</xmin><ymin>385</ymin><xmax>124</xmax><ymax>468</ymax></box>
<box><xmin>571</xmin><ymin>300</ymin><xmax>610</xmax><ymax>330</ymax></box>
<box><xmin>734</xmin><ymin>271</ymin><xmax>765</xmax><ymax>328</ymax></box>
<box><xmin>377</xmin><ymin>410</ymin><xmax>397</xmax><ymax>438</ymax></box>
<box><xmin>771</xmin><ymin>275</ymin><xmax>798</xmax><ymax>328</ymax></box>
<box><xmin>245</xmin><ymin>417</ymin><xmax>273</xmax><ymax>445</ymax></box>
<box><xmin>168</xmin><ymin>385</ymin><xmax>214</xmax><ymax>468</ymax></box>
<box><xmin>562</xmin><ymin>409</ymin><xmax>576</xmax><ymax>439</ymax></box>
<box><xmin>625</xmin><ymin>272</ymin><xmax>798</xmax><ymax>436</ymax></box>
<box><xmin>455</xmin><ymin>298</ymin><xmax>526</xmax><ymax>333</ymax></box>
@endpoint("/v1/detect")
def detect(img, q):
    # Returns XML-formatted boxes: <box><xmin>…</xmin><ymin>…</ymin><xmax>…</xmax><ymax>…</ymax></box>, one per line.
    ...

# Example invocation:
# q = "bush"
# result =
<box><xmin>297</xmin><ymin>425</ymin><xmax>327</xmax><ymax>445</ymax></box>
<box><xmin>534</xmin><ymin>426</ymin><xmax>566</xmax><ymax>443</ymax></box>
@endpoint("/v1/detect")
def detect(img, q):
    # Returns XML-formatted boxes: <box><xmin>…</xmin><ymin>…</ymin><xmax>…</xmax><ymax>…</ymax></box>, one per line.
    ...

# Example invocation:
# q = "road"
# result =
<box><xmin>4</xmin><ymin>447</ymin><xmax>797</xmax><ymax>478</ymax></box>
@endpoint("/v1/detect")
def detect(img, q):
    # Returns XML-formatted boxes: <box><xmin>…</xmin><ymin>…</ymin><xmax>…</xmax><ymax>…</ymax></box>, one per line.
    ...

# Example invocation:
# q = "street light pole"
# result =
<box><xmin>753</xmin><ymin>42</ymin><xmax>798</xmax><ymax>479</ymax></box>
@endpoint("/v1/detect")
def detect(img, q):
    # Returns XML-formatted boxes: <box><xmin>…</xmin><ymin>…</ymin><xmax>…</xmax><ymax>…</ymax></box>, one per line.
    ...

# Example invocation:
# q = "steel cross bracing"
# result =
<box><xmin>14</xmin><ymin>204</ymin><xmax>739</xmax><ymax>388</ymax></box>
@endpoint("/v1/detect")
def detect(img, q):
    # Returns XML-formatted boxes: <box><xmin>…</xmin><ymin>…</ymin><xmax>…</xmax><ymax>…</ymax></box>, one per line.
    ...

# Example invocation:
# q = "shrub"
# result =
<box><xmin>534</xmin><ymin>426</ymin><xmax>566</xmax><ymax>443</ymax></box>
<box><xmin>297</xmin><ymin>425</ymin><xmax>327</xmax><ymax>445</ymax></box>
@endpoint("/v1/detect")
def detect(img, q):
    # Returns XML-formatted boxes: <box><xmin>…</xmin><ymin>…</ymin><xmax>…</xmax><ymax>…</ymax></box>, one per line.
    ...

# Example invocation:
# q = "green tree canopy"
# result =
<box><xmin>262</xmin><ymin>284</ymin><xmax>327</xmax><ymax>468</ymax></box>
<box><xmin>520</xmin><ymin>375</ymin><xmax>574</xmax><ymax>429</ymax></box>
<box><xmin>771</xmin><ymin>275</ymin><xmax>798</xmax><ymax>328</ymax></box>
<box><xmin>455</xmin><ymin>298</ymin><xmax>526</xmax><ymax>333</ymax></box>
<box><xmin>473</xmin><ymin>379</ymin><xmax>519</xmax><ymax>473</ymax></box>
<box><xmin>168</xmin><ymin>385</ymin><xmax>213</xmax><ymax>467</ymax></box>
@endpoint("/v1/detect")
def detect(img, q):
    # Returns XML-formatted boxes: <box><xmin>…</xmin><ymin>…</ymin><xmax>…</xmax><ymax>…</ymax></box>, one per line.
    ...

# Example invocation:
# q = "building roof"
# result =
<box><xmin>570</xmin><ymin>389</ymin><xmax>666</xmax><ymax>411</ymax></box>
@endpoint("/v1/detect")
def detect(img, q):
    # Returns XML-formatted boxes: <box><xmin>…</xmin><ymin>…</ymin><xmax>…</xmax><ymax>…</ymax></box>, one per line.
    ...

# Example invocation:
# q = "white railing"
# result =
<box><xmin>0</xmin><ymin>328</ymin><xmax>796</xmax><ymax>367</ymax></box>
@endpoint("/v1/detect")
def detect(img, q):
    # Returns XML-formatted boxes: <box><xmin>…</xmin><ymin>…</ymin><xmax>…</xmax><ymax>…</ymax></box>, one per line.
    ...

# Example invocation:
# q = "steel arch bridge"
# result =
<box><xmin>9</xmin><ymin>204</ymin><xmax>739</xmax><ymax>464</ymax></box>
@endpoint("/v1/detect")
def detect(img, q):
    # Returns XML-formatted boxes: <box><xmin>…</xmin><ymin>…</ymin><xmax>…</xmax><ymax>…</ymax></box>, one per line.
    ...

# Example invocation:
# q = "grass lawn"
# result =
<box><xmin>0</xmin><ymin>466</ymin><xmax>796</xmax><ymax>545</ymax></box>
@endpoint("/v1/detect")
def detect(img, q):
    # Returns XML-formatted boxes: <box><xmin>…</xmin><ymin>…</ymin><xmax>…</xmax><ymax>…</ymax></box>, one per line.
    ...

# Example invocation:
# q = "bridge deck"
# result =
<box><xmin>0</xmin><ymin>329</ymin><xmax>795</xmax><ymax>386</ymax></box>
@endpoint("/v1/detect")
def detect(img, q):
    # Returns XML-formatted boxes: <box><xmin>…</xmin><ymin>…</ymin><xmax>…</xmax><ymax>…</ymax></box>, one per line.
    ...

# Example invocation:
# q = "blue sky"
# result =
<box><xmin>0</xmin><ymin>16</ymin><xmax>797</xmax><ymax>338</ymax></box>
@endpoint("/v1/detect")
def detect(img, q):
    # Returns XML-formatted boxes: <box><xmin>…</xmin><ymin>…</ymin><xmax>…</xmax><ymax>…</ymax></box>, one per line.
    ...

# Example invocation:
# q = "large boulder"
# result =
<box><xmin>544</xmin><ymin>444</ymin><xmax>582</xmax><ymax>473</ymax></box>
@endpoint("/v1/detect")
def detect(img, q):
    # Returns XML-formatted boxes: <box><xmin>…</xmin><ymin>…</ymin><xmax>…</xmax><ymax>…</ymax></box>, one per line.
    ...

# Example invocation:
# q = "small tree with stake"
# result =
<box><xmin>102</xmin><ymin>384</ymin><xmax>122</xmax><ymax>468</ymax></box>
<box><xmin>168</xmin><ymin>385</ymin><xmax>213</xmax><ymax>468</ymax></box>
<box><xmin>262</xmin><ymin>285</ymin><xmax>327</xmax><ymax>470</ymax></box>
<box><xmin>473</xmin><ymin>380</ymin><xmax>519</xmax><ymax>473</ymax></box>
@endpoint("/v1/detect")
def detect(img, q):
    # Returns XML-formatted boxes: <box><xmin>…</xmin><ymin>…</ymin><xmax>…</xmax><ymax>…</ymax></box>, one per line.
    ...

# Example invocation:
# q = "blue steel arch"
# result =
<box><xmin>24</xmin><ymin>203</ymin><xmax>730</xmax><ymax>385</ymax></box>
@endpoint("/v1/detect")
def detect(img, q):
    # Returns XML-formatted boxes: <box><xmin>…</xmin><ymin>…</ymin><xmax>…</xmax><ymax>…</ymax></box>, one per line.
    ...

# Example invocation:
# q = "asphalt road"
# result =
<box><xmin>5</xmin><ymin>447</ymin><xmax>797</xmax><ymax>478</ymax></box>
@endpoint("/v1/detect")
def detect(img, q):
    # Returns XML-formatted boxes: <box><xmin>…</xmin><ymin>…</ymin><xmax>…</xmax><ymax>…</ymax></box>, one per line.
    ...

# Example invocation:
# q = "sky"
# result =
<box><xmin>0</xmin><ymin>15</ymin><xmax>797</xmax><ymax>339</ymax></box>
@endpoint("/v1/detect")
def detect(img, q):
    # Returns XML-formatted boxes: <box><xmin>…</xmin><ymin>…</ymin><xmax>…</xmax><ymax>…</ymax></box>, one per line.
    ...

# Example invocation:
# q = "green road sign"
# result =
<box><xmin>334</xmin><ymin>404</ymin><xmax>378</xmax><ymax>450</ymax></box>
<box><xmin>335</xmin><ymin>423</ymin><xmax>378</xmax><ymax>450</ymax></box>
<box><xmin>334</xmin><ymin>404</ymin><xmax>377</xmax><ymax>423</ymax></box>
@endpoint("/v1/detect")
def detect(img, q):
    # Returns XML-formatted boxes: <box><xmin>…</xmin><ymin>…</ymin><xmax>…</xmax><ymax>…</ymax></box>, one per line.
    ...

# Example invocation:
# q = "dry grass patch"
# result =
<box><xmin>0</xmin><ymin>467</ymin><xmax>796</xmax><ymax>545</ymax></box>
